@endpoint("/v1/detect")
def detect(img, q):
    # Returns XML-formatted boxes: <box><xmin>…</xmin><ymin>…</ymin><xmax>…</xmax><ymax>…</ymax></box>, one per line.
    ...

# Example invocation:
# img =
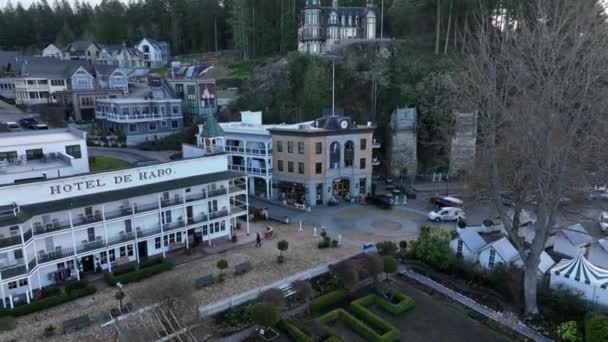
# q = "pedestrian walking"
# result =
<box><xmin>256</xmin><ymin>232</ymin><xmax>262</xmax><ymax>247</ymax></box>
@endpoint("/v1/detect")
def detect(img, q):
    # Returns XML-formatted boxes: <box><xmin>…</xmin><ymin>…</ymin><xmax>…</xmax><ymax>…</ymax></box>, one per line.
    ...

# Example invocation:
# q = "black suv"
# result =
<box><xmin>19</xmin><ymin>117</ymin><xmax>38</xmax><ymax>129</ymax></box>
<box><xmin>369</xmin><ymin>194</ymin><xmax>394</xmax><ymax>209</ymax></box>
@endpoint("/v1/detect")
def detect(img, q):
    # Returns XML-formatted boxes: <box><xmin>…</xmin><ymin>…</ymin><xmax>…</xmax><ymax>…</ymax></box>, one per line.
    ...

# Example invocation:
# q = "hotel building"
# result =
<box><xmin>0</xmin><ymin>128</ymin><xmax>89</xmax><ymax>185</ymax></box>
<box><xmin>0</xmin><ymin>154</ymin><xmax>247</xmax><ymax>307</ymax></box>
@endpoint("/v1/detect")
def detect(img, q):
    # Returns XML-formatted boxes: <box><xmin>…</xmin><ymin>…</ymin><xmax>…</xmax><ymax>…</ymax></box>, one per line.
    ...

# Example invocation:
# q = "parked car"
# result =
<box><xmin>588</xmin><ymin>186</ymin><xmax>608</xmax><ymax>201</ymax></box>
<box><xmin>369</xmin><ymin>194</ymin><xmax>394</xmax><ymax>209</ymax></box>
<box><xmin>427</xmin><ymin>207</ymin><xmax>466</xmax><ymax>222</ymax></box>
<box><xmin>35</xmin><ymin>123</ymin><xmax>48</xmax><ymax>130</ymax></box>
<box><xmin>600</xmin><ymin>211</ymin><xmax>608</xmax><ymax>232</ymax></box>
<box><xmin>430</xmin><ymin>196</ymin><xmax>463</xmax><ymax>208</ymax></box>
<box><xmin>18</xmin><ymin>117</ymin><xmax>38</xmax><ymax>129</ymax></box>
<box><xmin>5</xmin><ymin>121</ymin><xmax>22</xmax><ymax>132</ymax></box>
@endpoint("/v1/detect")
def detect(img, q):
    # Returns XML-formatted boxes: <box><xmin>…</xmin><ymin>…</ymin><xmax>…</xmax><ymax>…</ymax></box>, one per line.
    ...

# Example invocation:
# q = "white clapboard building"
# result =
<box><xmin>0</xmin><ymin>154</ymin><xmax>248</xmax><ymax>307</ymax></box>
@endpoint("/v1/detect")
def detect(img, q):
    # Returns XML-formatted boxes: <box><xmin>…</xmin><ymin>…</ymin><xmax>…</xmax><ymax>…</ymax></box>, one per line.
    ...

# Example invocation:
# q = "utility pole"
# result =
<box><xmin>381</xmin><ymin>0</ymin><xmax>384</xmax><ymax>39</ymax></box>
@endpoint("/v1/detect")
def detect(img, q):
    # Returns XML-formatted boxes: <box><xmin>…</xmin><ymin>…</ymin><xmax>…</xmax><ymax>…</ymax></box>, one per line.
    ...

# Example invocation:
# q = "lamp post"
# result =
<box><xmin>115</xmin><ymin>282</ymin><xmax>125</xmax><ymax>312</ymax></box>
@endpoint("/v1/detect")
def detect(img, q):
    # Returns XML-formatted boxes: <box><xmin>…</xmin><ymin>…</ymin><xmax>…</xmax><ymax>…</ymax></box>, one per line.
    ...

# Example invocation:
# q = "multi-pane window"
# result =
<box><xmin>359</xmin><ymin>158</ymin><xmax>366</xmax><ymax>169</ymax></box>
<box><xmin>65</xmin><ymin>145</ymin><xmax>82</xmax><ymax>159</ymax></box>
<box><xmin>277</xmin><ymin>141</ymin><xmax>283</xmax><ymax>152</ymax></box>
<box><xmin>109</xmin><ymin>249</ymin><xmax>116</xmax><ymax>262</ymax></box>
<box><xmin>119</xmin><ymin>246</ymin><xmax>126</xmax><ymax>257</ymax></box>
<box><xmin>172</xmin><ymin>120</ymin><xmax>179</xmax><ymax>129</ymax></box>
<box><xmin>127</xmin><ymin>245</ymin><xmax>134</xmax><ymax>256</ymax></box>
<box><xmin>0</xmin><ymin>151</ymin><xmax>17</xmax><ymax>161</ymax></box>
<box><xmin>288</xmin><ymin>161</ymin><xmax>294</xmax><ymax>173</ymax></box>
<box><xmin>488</xmin><ymin>249</ymin><xmax>496</xmax><ymax>267</ymax></box>
<box><xmin>18</xmin><ymin>278</ymin><xmax>28</xmax><ymax>287</ymax></box>
<box><xmin>287</xmin><ymin>141</ymin><xmax>294</xmax><ymax>153</ymax></box>
<box><xmin>277</xmin><ymin>160</ymin><xmax>284</xmax><ymax>172</ymax></box>
<box><xmin>149</xmin><ymin>122</ymin><xmax>157</xmax><ymax>131</ymax></box>
<box><xmin>316</xmin><ymin>162</ymin><xmax>323</xmax><ymax>174</ymax></box>
<box><xmin>155</xmin><ymin>237</ymin><xmax>161</xmax><ymax>249</ymax></box>
<box><xmin>100</xmin><ymin>251</ymin><xmax>108</xmax><ymax>264</ymax></box>
<box><xmin>298</xmin><ymin>162</ymin><xmax>305</xmax><ymax>174</ymax></box>
<box><xmin>456</xmin><ymin>239</ymin><xmax>463</xmax><ymax>256</ymax></box>
<box><xmin>360</xmin><ymin>139</ymin><xmax>367</xmax><ymax>150</ymax></box>
<box><xmin>26</xmin><ymin>148</ymin><xmax>43</xmax><ymax>160</ymax></box>
<box><xmin>298</xmin><ymin>142</ymin><xmax>304</xmax><ymax>154</ymax></box>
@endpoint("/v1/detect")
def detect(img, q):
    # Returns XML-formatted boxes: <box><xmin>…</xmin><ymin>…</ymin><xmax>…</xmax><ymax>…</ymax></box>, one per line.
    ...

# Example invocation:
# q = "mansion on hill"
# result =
<box><xmin>298</xmin><ymin>0</ymin><xmax>377</xmax><ymax>55</ymax></box>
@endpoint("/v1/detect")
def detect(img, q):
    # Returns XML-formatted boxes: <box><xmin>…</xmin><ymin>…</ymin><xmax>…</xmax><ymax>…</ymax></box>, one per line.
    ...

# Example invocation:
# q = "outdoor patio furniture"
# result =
<box><xmin>234</xmin><ymin>261</ymin><xmax>252</xmax><ymax>275</ymax></box>
<box><xmin>63</xmin><ymin>315</ymin><xmax>91</xmax><ymax>333</ymax></box>
<box><xmin>195</xmin><ymin>274</ymin><xmax>215</xmax><ymax>289</ymax></box>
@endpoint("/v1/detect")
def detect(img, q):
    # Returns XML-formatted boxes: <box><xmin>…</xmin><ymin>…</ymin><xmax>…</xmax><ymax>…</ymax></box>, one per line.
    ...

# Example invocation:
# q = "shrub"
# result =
<box><xmin>383</xmin><ymin>256</ymin><xmax>398</xmax><ymax>279</ymax></box>
<box><xmin>0</xmin><ymin>316</ymin><xmax>16</xmax><ymax>332</ymax></box>
<box><xmin>329</xmin><ymin>260</ymin><xmax>358</xmax><ymax>289</ymax></box>
<box><xmin>353</xmin><ymin>293</ymin><xmax>415</xmax><ymax>315</ymax></box>
<box><xmin>40</xmin><ymin>285</ymin><xmax>61</xmax><ymax>298</ymax></box>
<box><xmin>411</xmin><ymin>226</ymin><xmax>454</xmax><ymax>270</ymax></box>
<box><xmin>318</xmin><ymin>240</ymin><xmax>330</xmax><ymax>249</ymax></box>
<box><xmin>331</xmin><ymin>239</ymin><xmax>339</xmax><ymax>247</ymax></box>
<box><xmin>309</xmin><ymin>289</ymin><xmax>350</xmax><ymax>313</ymax></box>
<box><xmin>217</xmin><ymin>259</ymin><xmax>228</xmax><ymax>271</ymax></box>
<box><xmin>139</xmin><ymin>257</ymin><xmax>165</xmax><ymax>269</ymax></box>
<box><xmin>105</xmin><ymin>261</ymin><xmax>174</xmax><ymax>286</ymax></box>
<box><xmin>0</xmin><ymin>284</ymin><xmax>96</xmax><ymax>317</ymax></box>
<box><xmin>320</xmin><ymin>230</ymin><xmax>328</xmax><ymax>239</ymax></box>
<box><xmin>232</xmin><ymin>235</ymin><xmax>238</xmax><ymax>243</ymax></box>
<box><xmin>64</xmin><ymin>280</ymin><xmax>90</xmax><ymax>294</ymax></box>
<box><xmin>251</xmin><ymin>303</ymin><xmax>280</xmax><ymax>328</ymax></box>
<box><xmin>259</xmin><ymin>288</ymin><xmax>285</xmax><ymax>309</ymax></box>
<box><xmin>557</xmin><ymin>321</ymin><xmax>579</xmax><ymax>342</ymax></box>
<box><xmin>358</xmin><ymin>253</ymin><xmax>383</xmax><ymax>283</ymax></box>
<box><xmin>585</xmin><ymin>313</ymin><xmax>608</xmax><ymax>342</ymax></box>
<box><xmin>316</xmin><ymin>308</ymin><xmax>398</xmax><ymax>342</ymax></box>
<box><xmin>398</xmin><ymin>240</ymin><xmax>407</xmax><ymax>250</ymax></box>
<box><xmin>457</xmin><ymin>220</ymin><xmax>467</xmax><ymax>228</ymax></box>
<box><xmin>277</xmin><ymin>320</ymin><xmax>312</xmax><ymax>342</ymax></box>
<box><xmin>376</xmin><ymin>241</ymin><xmax>398</xmax><ymax>256</ymax></box>
<box><xmin>278</xmin><ymin>240</ymin><xmax>289</xmax><ymax>257</ymax></box>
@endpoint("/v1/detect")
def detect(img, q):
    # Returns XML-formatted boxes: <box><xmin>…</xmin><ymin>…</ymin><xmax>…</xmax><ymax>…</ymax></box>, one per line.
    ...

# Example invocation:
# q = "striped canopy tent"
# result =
<box><xmin>550</xmin><ymin>254</ymin><xmax>608</xmax><ymax>305</ymax></box>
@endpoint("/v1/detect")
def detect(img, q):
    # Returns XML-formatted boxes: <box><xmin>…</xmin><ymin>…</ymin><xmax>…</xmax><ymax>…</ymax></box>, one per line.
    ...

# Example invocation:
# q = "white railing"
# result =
<box><xmin>96</xmin><ymin>112</ymin><xmax>181</xmax><ymax>122</ymax></box>
<box><xmin>198</xmin><ymin>251</ymin><xmax>359</xmax><ymax>317</ymax></box>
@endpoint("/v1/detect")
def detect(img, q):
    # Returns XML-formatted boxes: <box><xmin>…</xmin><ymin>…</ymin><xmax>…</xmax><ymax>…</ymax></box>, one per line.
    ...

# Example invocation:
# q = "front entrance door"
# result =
<box><xmin>332</xmin><ymin>179</ymin><xmax>350</xmax><ymax>199</ymax></box>
<box><xmin>138</xmin><ymin>241</ymin><xmax>148</xmax><ymax>259</ymax></box>
<box><xmin>80</xmin><ymin>255</ymin><xmax>94</xmax><ymax>273</ymax></box>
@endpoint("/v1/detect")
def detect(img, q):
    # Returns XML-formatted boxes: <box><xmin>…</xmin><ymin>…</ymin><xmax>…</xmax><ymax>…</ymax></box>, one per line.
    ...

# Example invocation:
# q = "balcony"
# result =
<box><xmin>185</xmin><ymin>192</ymin><xmax>207</xmax><ymax>203</ymax></box>
<box><xmin>0</xmin><ymin>153</ymin><xmax>73</xmax><ymax>176</ymax></box>
<box><xmin>164</xmin><ymin>220</ymin><xmax>186</xmax><ymax>232</ymax></box>
<box><xmin>104</xmin><ymin>206</ymin><xmax>133</xmax><ymax>221</ymax></box>
<box><xmin>27</xmin><ymin>258</ymin><xmax>37</xmax><ymax>271</ymax></box>
<box><xmin>161</xmin><ymin>196</ymin><xmax>184</xmax><ymax>208</ymax></box>
<box><xmin>136</xmin><ymin>225</ymin><xmax>162</xmax><ymax>239</ymax></box>
<box><xmin>207</xmin><ymin>188</ymin><xmax>228</xmax><ymax>199</ymax></box>
<box><xmin>33</xmin><ymin>220</ymin><xmax>71</xmax><ymax>235</ymax></box>
<box><xmin>230</xmin><ymin>184</ymin><xmax>247</xmax><ymax>193</ymax></box>
<box><xmin>134</xmin><ymin>201</ymin><xmax>160</xmax><ymax>214</ymax></box>
<box><xmin>372</xmin><ymin>140</ymin><xmax>381</xmax><ymax>149</ymax></box>
<box><xmin>209</xmin><ymin>210</ymin><xmax>229</xmax><ymax>221</ymax></box>
<box><xmin>38</xmin><ymin>249</ymin><xmax>76</xmax><ymax>264</ymax></box>
<box><xmin>96</xmin><ymin>112</ymin><xmax>181</xmax><ymax>123</ymax></box>
<box><xmin>23</xmin><ymin>229</ymin><xmax>32</xmax><ymax>243</ymax></box>
<box><xmin>72</xmin><ymin>211</ymin><xmax>103</xmax><ymax>228</ymax></box>
<box><xmin>187</xmin><ymin>214</ymin><xmax>208</xmax><ymax>226</ymax></box>
<box><xmin>225</xmin><ymin>146</ymin><xmax>272</xmax><ymax>156</ymax></box>
<box><xmin>229</xmin><ymin>164</ymin><xmax>272</xmax><ymax>175</ymax></box>
<box><xmin>0</xmin><ymin>235</ymin><xmax>22</xmax><ymax>249</ymax></box>
<box><xmin>76</xmin><ymin>239</ymin><xmax>106</xmax><ymax>254</ymax></box>
<box><xmin>0</xmin><ymin>264</ymin><xmax>26</xmax><ymax>279</ymax></box>
<box><xmin>107</xmin><ymin>232</ymin><xmax>136</xmax><ymax>247</ymax></box>
<box><xmin>230</xmin><ymin>205</ymin><xmax>248</xmax><ymax>216</ymax></box>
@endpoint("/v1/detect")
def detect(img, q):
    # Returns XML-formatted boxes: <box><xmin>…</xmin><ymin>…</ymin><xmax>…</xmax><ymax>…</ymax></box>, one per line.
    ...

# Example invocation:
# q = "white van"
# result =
<box><xmin>427</xmin><ymin>207</ymin><xmax>466</xmax><ymax>222</ymax></box>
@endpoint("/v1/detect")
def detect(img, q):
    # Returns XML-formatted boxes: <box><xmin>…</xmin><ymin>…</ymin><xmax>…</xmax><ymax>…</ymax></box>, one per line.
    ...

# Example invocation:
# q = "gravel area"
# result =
<box><xmin>1</xmin><ymin>223</ymin><xmax>358</xmax><ymax>342</ymax></box>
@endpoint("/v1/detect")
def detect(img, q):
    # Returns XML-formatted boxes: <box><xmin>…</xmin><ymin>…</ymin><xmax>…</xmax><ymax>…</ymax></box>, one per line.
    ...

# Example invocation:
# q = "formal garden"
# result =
<box><xmin>212</xmin><ymin>251</ymin><xmax>515</xmax><ymax>342</ymax></box>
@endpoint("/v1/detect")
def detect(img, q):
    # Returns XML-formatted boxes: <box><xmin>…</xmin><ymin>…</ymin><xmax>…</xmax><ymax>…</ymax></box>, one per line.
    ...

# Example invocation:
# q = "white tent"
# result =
<box><xmin>550</xmin><ymin>254</ymin><xmax>608</xmax><ymax>305</ymax></box>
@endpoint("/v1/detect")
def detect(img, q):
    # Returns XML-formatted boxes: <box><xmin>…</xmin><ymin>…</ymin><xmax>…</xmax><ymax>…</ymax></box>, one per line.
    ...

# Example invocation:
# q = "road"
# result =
<box><xmin>87</xmin><ymin>147</ymin><xmax>176</xmax><ymax>165</ymax></box>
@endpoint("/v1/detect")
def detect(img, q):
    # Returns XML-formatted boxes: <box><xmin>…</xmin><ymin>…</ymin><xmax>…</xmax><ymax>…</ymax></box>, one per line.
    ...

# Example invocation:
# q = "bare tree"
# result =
<box><xmin>459</xmin><ymin>0</ymin><xmax>608</xmax><ymax>316</ymax></box>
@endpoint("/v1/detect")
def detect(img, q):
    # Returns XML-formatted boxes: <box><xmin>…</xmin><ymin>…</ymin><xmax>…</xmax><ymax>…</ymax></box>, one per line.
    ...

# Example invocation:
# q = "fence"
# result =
<box><xmin>198</xmin><ymin>252</ymin><xmax>359</xmax><ymax>317</ymax></box>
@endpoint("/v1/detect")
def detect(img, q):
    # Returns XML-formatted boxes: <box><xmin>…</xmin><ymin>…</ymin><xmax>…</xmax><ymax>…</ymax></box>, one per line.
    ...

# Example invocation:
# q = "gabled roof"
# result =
<box><xmin>20</xmin><ymin>58</ymin><xmax>93</xmax><ymax>79</ymax></box>
<box><xmin>514</xmin><ymin>251</ymin><xmax>555</xmax><ymax>274</ymax></box>
<box><xmin>456</xmin><ymin>229</ymin><xmax>487</xmax><ymax>253</ymax></box>
<box><xmin>64</xmin><ymin>40</ymin><xmax>97</xmax><ymax>54</ymax></box>
<box><xmin>593</xmin><ymin>239</ymin><xmax>608</xmax><ymax>253</ymax></box>
<box><xmin>552</xmin><ymin>254</ymin><xmax>608</xmax><ymax>288</ymax></box>
<box><xmin>560</xmin><ymin>223</ymin><xmax>593</xmax><ymax>247</ymax></box>
<box><xmin>93</xmin><ymin>64</ymin><xmax>119</xmax><ymax>77</ymax></box>
<box><xmin>322</xmin><ymin>6</ymin><xmax>371</xmax><ymax>18</ymax></box>
<box><xmin>139</xmin><ymin>38</ymin><xmax>168</xmax><ymax>49</ymax></box>
<box><xmin>199</xmin><ymin>115</ymin><xmax>224</xmax><ymax>138</ymax></box>
<box><xmin>481</xmin><ymin>237</ymin><xmax>520</xmax><ymax>262</ymax></box>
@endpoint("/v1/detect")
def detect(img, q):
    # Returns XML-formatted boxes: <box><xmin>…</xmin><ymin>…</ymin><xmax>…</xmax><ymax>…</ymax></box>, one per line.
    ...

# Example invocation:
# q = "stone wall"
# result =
<box><xmin>389</xmin><ymin>107</ymin><xmax>417</xmax><ymax>179</ymax></box>
<box><xmin>449</xmin><ymin>111</ymin><xmax>478</xmax><ymax>175</ymax></box>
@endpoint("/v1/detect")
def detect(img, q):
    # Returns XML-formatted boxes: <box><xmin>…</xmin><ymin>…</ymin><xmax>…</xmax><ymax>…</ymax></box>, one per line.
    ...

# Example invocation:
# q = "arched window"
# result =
<box><xmin>344</xmin><ymin>141</ymin><xmax>354</xmax><ymax>167</ymax></box>
<box><xmin>329</xmin><ymin>142</ymin><xmax>341</xmax><ymax>169</ymax></box>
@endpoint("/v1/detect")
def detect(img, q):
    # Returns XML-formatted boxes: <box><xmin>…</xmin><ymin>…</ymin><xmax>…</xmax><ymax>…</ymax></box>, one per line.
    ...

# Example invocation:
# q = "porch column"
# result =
<box><xmin>25</xmin><ymin>289</ymin><xmax>30</xmax><ymax>304</ymax></box>
<box><xmin>158</xmin><ymin>196</ymin><xmax>166</xmax><ymax>258</ymax></box>
<box><xmin>245</xmin><ymin>176</ymin><xmax>250</xmax><ymax>235</ymax></box>
<box><xmin>8</xmin><ymin>294</ymin><xmax>13</xmax><ymax>309</ymax></box>
<box><xmin>266</xmin><ymin>179</ymin><xmax>270</xmax><ymax>200</ymax></box>
<box><xmin>28</xmin><ymin>277</ymin><xmax>33</xmax><ymax>302</ymax></box>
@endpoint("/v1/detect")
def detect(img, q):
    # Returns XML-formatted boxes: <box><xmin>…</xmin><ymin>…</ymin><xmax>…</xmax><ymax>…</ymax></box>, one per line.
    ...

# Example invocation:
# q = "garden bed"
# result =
<box><xmin>0</xmin><ymin>280</ymin><xmax>96</xmax><ymax>317</ymax></box>
<box><xmin>104</xmin><ymin>258</ymin><xmax>174</xmax><ymax>286</ymax></box>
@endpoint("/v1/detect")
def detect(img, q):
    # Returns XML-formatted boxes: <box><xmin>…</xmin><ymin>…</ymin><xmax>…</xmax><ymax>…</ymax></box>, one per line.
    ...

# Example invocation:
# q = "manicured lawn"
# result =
<box><xmin>89</xmin><ymin>156</ymin><xmax>131</xmax><ymax>173</ymax></box>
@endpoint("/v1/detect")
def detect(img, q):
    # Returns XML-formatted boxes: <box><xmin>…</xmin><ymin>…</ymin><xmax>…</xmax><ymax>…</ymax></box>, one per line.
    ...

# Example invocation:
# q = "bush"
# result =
<box><xmin>398</xmin><ymin>240</ymin><xmax>407</xmax><ymax>250</ymax></box>
<box><xmin>216</xmin><ymin>302</ymin><xmax>254</xmax><ymax>335</ymax></box>
<box><xmin>277</xmin><ymin>320</ymin><xmax>312</xmax><ymax>342</ymax></box>
<box><xmin>64</xmin><ymin>279</ymin><xmax>90</xmax><ymax>294</ymax></box>
<box><xmin>557</xmin><ymin>321</ymin><xmax>579</xmax><ymax>342</ymax></box>
<box><xmin>217</xmin><ymin>259</ymin><xmax>229</xmax><ymax>271</ymax></box>
<box><xmin>278</xmin><ymin>239</ymin><xmax>289</xmax><ymax>258</ymax></box>
<box><xmin>457</xmin><ymin>220</ymin><xmax>467</xmax><ymax>228</ymax></box>
<box><xmin>352</xmin><ymin>293</ymin><xmax>415</xmax><ymax>315</ymax></box>
<box><xmin>40</xmin><ymin>285</ymin><xmax>61</xmax><ymax>298</ymax></box>
<box><xmin>316</xmin><ymin>308</ymin><xmax>399</xmax><ymax>342</ymax></box>
<box><xmin>251</xmin><ymin>303</ymin><xmax>280</xmax><ymax>328</ymax></box>
<box><xmin>309</xmin><ymin>289</ymin><xmax>350</xmax><ymax>313</ymax></box>
<box><xmin>383</xmin><ymin>256</ymin><xmax>398</xmax><ymax>279</ymax></box>
<box><xmin>585</xmin><ymin>313</ymin><xmax>608</xmax><ymax>342</ymax></box>
<box><xmin>376</xmin><ymin>241</ymin><xmax>398</xmax><ymax>256</ymax></box>
<box><xmin>259</xmin><ymin>288</ymin><xmax>285</xmax><ymax>309</ymax></box>
<box><xmin>329</xmin><ymin>260</ymin><xmax>358</xmax><ymax>289</ymax></box>
<box><xmin>318</xmin><ymin>239</ymin><xmax>330</xmax><ymax>249</ymax></box>
<box><xmin>105</xmin><ymin>261</ymin><xmax>174</xmax><ymax>286</ymax></box>
<box><xmin>0</xmin><ymin>284</ymin><xmax>96</xmax><ymax>317</ymax></box>
<box><xmin>411</xmin><ymin>226</ymin><xmax>454</xmax><ymax>270</ymax></box>
<box><xmin>331</xmin><ymin>239</ymin><xmax>339</xmax><ymax>247</ymax></box>
<box><xmin>139</xmin><ymin>257</ymin><xmax>165</xmax><ymax>269</ymax></box>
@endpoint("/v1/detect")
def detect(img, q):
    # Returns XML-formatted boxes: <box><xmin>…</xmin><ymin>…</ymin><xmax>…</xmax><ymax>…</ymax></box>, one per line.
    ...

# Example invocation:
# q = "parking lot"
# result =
<box><xmin>0</xmin><ymin>99</ymin><xmax>48</xmax><ymax>132</ymax></box>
